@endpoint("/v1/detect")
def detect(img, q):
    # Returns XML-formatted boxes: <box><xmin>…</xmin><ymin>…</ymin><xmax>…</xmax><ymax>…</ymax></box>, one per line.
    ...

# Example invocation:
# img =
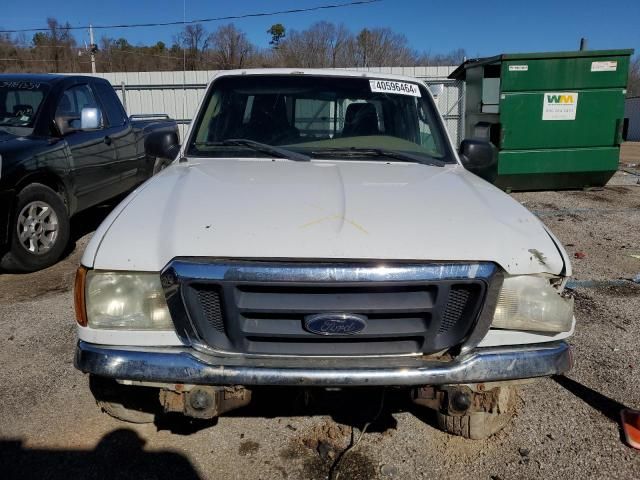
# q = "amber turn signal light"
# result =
<box><xmin>74</xmin><ymin>266</ymin><xmax>88</xmax><ymax>327</ymax></box>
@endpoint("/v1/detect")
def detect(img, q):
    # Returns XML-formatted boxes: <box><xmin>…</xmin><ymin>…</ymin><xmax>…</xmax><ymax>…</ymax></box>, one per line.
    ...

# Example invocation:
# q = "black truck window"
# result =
<box><xmin>55</xmin><ymin>84</ymin><xmax>101</xmax><ymax>131</ymax></box>
<box><xmin>93</xmin><ymin>82</ymin><xmax>127</xmax><ymax>127</ymax></box>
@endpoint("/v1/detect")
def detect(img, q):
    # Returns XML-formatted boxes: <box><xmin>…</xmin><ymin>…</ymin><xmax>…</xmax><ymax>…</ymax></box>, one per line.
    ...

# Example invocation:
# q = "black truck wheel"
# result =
<box><xmin>1</xmin><ymin>183</ymin><xmax>70</xmax><ymax>272</ymax></box>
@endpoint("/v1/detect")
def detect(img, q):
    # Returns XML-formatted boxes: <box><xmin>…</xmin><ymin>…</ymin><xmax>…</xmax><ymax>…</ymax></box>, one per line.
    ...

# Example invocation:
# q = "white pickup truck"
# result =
<box><xmin>73</xmin><ymin>69</ymin><xmax>575</xmax><ymax>439</ymax></box>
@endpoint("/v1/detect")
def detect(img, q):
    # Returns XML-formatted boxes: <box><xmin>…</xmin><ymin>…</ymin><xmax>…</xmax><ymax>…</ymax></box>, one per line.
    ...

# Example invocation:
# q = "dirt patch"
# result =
<box><xmin>299</xmin><ymin>421</ymin><xmax>352</xmax><ymax>453</ymax></box>
<box><xmin>605</xmin><ymin>186</ymin><xmax>631</xmax><ymax>194</ymax></box>
<box><xmin>571</xmin><ymin>289</ymin><xmax>601</xmax><ymax>319</ymax></box>
<box><xmin>593</xmin><ymin>282</ymin><xmax>640</xmax><ymax>297</ymax></box>
<box><xmin>528</xmin><ymin>202</ymin><xmax>559</xmax><ymax>211</ymax></box>
<box><xmin>278</xmin><ymin>421</ymin><xmax>378</xmax><ymax>480</ymax></box>
<box><xmin>583</xmin><ymin>193</ymin><xmax>613</xmax><ymax>203</ymax></box>
<box><xmin>0</xmin><ymin>241</ymin><xmax>85</xmax><ymax>305</ymax></box>
<box><xmin>238</xmin><ymin>440</ymin><xmax>260</xmax><ymax>456</ymax></box>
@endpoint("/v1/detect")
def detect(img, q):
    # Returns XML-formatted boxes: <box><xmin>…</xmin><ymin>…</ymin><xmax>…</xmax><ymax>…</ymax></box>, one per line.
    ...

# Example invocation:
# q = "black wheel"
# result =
<box><xmin>90</xmin><ymin>375</ymin><xmax>158</xmax><ymax>424</ymax></box>
<box><xmin>0</xmin><ymin>183</ymin><xmax>70</xmax><ymax>272</ymax></box>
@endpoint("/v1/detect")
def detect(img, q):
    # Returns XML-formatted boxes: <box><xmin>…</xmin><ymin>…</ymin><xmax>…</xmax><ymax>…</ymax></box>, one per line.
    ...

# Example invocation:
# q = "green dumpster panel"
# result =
<box><xmin>500</xmin><ymin>89</ymin><xmax>625</xmax><ymax>150</ymax></box>
<box><xmin>495</xmin><ymin>147</ymin><xmax>619</xmax><ymax>190</ymax></box>
<box><xmin>501</xmin><ymin>54</ymin><xmax>630</xmax><ymax>91</ymax></box>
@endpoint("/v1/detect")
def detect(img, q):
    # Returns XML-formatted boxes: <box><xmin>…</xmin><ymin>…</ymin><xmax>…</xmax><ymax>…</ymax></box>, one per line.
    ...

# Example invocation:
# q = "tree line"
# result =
<box><xmin>0</xmin><ymin>18</ymin><xmax>467</xmax><ymax>73</ymax></box>
<box><xmin>0</xmin><ymin>17</ymin><xmax>637</xmax><ymax>97</ymax></box>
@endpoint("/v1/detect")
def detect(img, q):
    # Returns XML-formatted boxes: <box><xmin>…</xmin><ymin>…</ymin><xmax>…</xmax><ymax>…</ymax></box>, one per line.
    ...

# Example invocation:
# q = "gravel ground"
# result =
<box><xmin>1</xmin><ymin>149</ymin><xmax>639</xmax><ymax>479</ymax></box>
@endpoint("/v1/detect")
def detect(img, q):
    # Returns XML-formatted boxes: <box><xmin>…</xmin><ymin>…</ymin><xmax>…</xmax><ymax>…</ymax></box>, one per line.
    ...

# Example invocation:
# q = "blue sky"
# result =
<box><xmin>2</xmin><ymin>0</ymin><xmax>639</xmax><ymax>57</ymax></box>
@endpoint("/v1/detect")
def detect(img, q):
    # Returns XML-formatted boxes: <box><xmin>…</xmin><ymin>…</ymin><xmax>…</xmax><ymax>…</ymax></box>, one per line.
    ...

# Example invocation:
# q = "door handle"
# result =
<box><xmin>104</xmin><ymin>136</ymin><xmax>112</xmax><ymax>146</ymax></box>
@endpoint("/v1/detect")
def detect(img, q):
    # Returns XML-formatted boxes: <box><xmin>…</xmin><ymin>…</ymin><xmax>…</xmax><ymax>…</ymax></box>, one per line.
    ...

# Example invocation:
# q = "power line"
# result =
<box><xmin>0</xmin><ymin>1</ymin><xmax>382</xmax><ymax>34</ymax></box>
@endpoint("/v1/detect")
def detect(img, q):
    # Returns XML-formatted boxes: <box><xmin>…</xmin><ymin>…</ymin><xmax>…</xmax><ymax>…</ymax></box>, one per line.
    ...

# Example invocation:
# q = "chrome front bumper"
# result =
<box><xmin>75</xmin><ymin>340</ymin><xmax>572</xmax><ymax>387</ymax></box>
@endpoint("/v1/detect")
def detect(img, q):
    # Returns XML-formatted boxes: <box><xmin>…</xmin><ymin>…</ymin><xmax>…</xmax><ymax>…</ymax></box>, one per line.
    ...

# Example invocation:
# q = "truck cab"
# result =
<box><xmin>74</xmin><ymin>69</ymin><xmax>574</xmax><ymax>439</ymax></box>
<box><xmin>0</xmin><ymin>74</ymin><xmax>178</xmax><ymax>271</ymax></box>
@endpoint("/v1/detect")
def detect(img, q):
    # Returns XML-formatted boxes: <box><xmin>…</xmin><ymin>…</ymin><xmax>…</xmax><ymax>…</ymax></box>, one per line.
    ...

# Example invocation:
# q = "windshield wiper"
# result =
<box><xmin>311</xmin><ymin>148</ymin><xmax>445</xmax><ymax>167</ymax></box>
<box><xmin>194</xmin><ymin>138</ymin><xmax>310</xmax><ymax>162</ymax></box>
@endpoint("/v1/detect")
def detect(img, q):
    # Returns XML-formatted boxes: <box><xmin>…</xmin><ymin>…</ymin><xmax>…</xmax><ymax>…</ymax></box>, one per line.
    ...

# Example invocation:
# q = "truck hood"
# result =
<box><xmin>86</xmin><ymin>158</ymin><xmax>566</xmax><ymax>275</ymax></box>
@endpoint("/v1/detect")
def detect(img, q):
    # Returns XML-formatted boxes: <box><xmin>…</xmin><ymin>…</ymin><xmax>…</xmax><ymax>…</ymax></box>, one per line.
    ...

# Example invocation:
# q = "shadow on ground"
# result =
<box><xmin>553</xmin><ymin>375</ymin><xmax>629</xmax><ymax>442</ymax></box>
<box><xmin>0</xmin><ymin>429</ymin><xmax>201</xmax><ymax>480</ymax></box>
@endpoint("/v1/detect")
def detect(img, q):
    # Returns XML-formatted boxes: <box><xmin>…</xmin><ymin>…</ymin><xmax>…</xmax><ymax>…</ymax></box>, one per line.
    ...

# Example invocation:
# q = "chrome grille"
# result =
<box><xmin>165</xmin><ymin>260</ymin><xmax>496</xmax><ymax>357</ymax></box>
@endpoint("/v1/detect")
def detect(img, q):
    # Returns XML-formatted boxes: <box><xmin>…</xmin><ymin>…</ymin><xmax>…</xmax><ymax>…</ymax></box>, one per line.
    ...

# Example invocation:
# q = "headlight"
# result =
<box><xmin>85</xmin><ymin>271</ymin><xmax>173</xmax><ymax>330</ymax></box>
<box><xmin>492</xmin><ymin>275</ymin><xmax>574</xmax><ymax>333</ymax></box>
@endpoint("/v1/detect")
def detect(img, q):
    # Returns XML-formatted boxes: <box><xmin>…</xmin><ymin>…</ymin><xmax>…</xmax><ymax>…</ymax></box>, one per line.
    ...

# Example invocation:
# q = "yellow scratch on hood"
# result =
<box><xmin>300</xmin><ymin>215</ymin><xmax>369</xmax><ymax>234</ymax></box>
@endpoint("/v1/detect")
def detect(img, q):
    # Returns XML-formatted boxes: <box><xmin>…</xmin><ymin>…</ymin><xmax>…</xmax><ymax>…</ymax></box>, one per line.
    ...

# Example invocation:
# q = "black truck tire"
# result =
<box><xmin>1</xmin><ymin>183</ymin><xmax>70</xmax><ymax>273</ymax></box>
<box><xmin>90</xmin><ymin>375</ymin><xmax>158</xmax><ymax>424</ymax></box>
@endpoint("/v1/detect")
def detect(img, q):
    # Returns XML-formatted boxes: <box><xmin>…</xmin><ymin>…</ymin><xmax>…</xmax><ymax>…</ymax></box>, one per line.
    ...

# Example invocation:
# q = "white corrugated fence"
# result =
<box><xmin>87</xmin><ymin>67</ymin><xmax>461</xmax><ymax>142</ymax></box>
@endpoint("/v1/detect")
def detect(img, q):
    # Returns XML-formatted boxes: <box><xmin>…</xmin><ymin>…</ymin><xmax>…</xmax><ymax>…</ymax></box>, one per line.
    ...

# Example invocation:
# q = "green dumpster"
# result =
<box><xmin>449</xmin><ymin>49</ymin><xmax>634</xmax><ymax>190</ymax></box>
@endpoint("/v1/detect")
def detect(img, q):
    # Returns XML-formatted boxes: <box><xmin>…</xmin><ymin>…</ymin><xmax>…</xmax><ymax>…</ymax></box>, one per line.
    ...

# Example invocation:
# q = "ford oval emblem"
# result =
<box><xmin>304</xmin><ymin>313</ymin><xmax>367</xmax><ymax>336</ymax></box>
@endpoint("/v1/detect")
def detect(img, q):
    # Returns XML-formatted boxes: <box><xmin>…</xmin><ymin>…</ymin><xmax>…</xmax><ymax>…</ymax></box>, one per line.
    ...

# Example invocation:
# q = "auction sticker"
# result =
<box><xmin>542</xmin><ymin>92</ymin><xmax>579</xmax><ymax>120</ymax></box>
<box><xmin>369</xmin><ymin>80</ymin><xmax>421</xmax><ymax>97</ymax></box>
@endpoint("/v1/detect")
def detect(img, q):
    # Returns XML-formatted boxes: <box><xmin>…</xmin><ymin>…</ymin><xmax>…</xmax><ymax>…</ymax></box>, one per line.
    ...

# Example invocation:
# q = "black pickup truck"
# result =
<box><xmin>0</xmin><ymin>74</ymin><xmax>179</xmax><ymax>272</ymax></box>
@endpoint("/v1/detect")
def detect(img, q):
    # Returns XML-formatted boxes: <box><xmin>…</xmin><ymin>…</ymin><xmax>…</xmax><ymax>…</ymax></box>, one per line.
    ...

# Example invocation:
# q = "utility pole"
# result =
<box><xmin>89</xmin><ymin>24</ymin><xmax>97</xmax><ymax>74</ymax></box>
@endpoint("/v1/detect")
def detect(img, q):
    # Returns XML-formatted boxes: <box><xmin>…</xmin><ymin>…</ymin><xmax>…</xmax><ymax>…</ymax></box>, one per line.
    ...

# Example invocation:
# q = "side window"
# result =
<box><xmin>93</xmin><ymin>82</ymin><xmax>127</xmax><ymax>127</ymax></box>
<box><xmin>55</xmin><ymin>84</ymin><xmax>101</xmax><ymax>130</ymax></box>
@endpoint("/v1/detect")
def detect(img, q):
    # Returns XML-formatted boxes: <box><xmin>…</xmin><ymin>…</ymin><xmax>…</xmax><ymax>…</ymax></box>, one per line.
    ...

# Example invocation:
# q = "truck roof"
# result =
<box><xmin>0</xmin><ymin>73</ymin><xmax>106</xmax><ymax>85</ymax></box>
<box><xmin>207</xmin><ymin>68</ymin><xmax>427</xmax><ymax>86</ymax></box>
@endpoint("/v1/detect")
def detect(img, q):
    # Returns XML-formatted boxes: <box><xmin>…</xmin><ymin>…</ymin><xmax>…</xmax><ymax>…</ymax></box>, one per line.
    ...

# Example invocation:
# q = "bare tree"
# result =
<box><xmin>418</xmin><ymin>48</ymin><xmax>467</xmax><ymax>66</ymax></box>
<box><xmin>349</xmin><ymin>28</ymin><xmax>416</xmax><ymax>68</ymax></box>
<box><xmin>629</xmin><ymin>55</ymin><xmax>640</xmax><ymax>97</ymax></box>
<box><xmin>208</xmin><ymin>24</ymin><xmax>252</xmax><ymax>69</ymax></box>
<box><xmin>31</xmin><ymin>18</ymin><xmax>76</xmax><ymax>72</ymax></box>
<box><xmin>176</xmin><ymin>23</ymin><xmax>208</xmax><ymax>69</ymax></box>
<box><xmin>275</xmin><ymin>22</ymin><xmax>350</xmax><ymax>68</ymax></box>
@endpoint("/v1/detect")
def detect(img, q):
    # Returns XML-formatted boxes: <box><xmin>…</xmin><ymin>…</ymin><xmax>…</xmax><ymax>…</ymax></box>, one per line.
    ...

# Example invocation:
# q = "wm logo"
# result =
<box><xmin>546</xmin><ymin>94</ymin><xmax>575</xmax><ymax>104</ymax></box>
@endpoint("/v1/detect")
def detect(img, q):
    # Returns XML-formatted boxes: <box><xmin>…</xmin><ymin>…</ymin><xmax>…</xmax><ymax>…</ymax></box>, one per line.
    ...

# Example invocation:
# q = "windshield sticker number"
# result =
<box><xmin>369</xmin><ymin>80</ymin><xmax>421</xmax><ymax>97</ymax></box>
<box><xmin>0</xmin><ymin>81</ymin><xmax>41</xmax><ymax>90</ymax></box>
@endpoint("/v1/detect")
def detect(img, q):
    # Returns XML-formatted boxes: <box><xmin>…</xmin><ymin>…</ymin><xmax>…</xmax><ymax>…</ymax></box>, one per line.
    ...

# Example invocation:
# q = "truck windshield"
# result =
<box><xmin>187</xmin><ymin>75</ymin><xmax>454</xmax><ymax>163</ymax></box>
<box><xmin>0</xmin><ymin>81</ymin><xmax>49</xmax><ymax>129</ymax></box>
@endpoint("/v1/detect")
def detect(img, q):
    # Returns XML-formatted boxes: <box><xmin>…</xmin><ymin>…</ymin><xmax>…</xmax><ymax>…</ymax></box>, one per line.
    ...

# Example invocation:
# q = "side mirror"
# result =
<box><xmin>80</xmin><ymin>107</ymin><xmax>102</xmax><ymax>130</ymax></box>
<box><xmin>459</xmin><ymin>139</ymin><xmax>498</xmax><ymax>184</ymax></box>
<box><xmin>145</xmin><ymin>130</ymin><xmax>180</xmax><ymax>160</ymax></box>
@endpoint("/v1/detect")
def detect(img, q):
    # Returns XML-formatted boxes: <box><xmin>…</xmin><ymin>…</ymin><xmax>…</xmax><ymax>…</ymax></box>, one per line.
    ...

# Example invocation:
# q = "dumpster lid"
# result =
<box><xmin>448</xmin><ymin>48</ymin><xmax>635</xmax><ymax>80</ymax></box>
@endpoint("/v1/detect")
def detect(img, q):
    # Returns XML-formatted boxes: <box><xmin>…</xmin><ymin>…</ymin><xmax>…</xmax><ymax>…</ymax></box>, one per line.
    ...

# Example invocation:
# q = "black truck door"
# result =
<box><xmin>55</xmin><ymin>83</ymin><xmax>121</xmax><ymax>211</ymax></box>
<box><xmin>92</xmin><ymin>81</ymin><xmax>143</xmax><ymax>192</ymax></box>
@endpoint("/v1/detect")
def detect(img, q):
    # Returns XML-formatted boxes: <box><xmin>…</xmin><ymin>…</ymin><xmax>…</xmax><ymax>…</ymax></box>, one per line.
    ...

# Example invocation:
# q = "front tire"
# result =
<box><xmin>90</xmin><ymin>375</ymin><xmax>158</xmax><ymax>424</ymax></box>
<box><xmin>0</xmin><ymin>183</ymin><xmax>70</xmax><ymax>272</ymax></box>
